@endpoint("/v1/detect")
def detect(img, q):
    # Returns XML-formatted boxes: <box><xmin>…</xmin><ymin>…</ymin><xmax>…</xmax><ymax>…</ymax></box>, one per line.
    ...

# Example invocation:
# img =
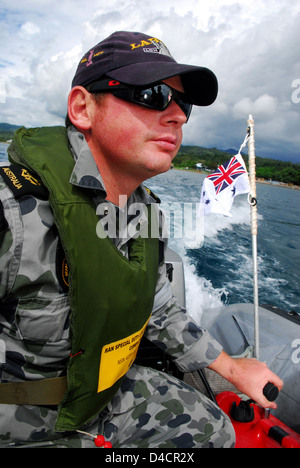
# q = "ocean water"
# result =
<box><xmin>1</xmin><ymin>142</ymin><xmax>299</xmax><ymax>324</ymax></box>
<box><xmin>0</xmin><ymin>143</ymin><xmax>9</xmax><ymax>164</ymax></box>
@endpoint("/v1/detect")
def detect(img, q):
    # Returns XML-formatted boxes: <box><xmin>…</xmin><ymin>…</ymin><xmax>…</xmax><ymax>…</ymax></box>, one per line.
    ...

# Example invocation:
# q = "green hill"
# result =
<box><xmin>0</xmin><ymin>123</ymin><xmax>21</xmax><ymax>142</ymax></box>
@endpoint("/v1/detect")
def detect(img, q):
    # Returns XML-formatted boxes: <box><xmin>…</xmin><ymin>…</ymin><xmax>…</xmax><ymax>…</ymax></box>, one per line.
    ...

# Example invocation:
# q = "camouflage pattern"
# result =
<box><xmin>103</xmin><ymin>365</ymin><xmax>235</xmax><ymax>448</ymax></box>
<box><xmin>0</xmin><ymin>126</ymin><xmax>231</xmax><ymax>448</ymax></box>
<box><xmin>0</xmin><ymin>365</ymin><xmax>235</xmax><ymax>448</ymax></box>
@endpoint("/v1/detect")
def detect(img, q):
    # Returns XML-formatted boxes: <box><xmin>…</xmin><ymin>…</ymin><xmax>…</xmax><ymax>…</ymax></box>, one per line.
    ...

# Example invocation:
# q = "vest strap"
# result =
<box><xmin>0</xmin><ymin>377</ymin><xmax>67</xmax><ymax>406</ymax></box>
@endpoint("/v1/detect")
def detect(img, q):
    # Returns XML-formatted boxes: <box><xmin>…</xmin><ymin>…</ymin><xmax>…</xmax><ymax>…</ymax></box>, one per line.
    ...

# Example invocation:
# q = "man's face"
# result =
<box><xmin>87</xmin><ymin>76</ymin><xmax>188</xmax><ymax>183</ymax></box>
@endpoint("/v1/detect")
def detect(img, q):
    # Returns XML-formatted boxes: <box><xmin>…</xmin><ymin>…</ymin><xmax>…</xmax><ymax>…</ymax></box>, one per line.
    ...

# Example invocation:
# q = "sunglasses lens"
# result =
<box><xmin>133</xmin><ymin>85</ymin><xmax>170</xmax><ymax>110</ymax></box>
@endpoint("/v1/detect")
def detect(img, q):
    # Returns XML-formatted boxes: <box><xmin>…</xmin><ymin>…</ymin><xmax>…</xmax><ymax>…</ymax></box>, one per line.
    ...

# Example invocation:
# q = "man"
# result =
<box><xmin>0</xmin><ymin>31</ymin><xmax>282</xmax><ymax>448</ymax></box>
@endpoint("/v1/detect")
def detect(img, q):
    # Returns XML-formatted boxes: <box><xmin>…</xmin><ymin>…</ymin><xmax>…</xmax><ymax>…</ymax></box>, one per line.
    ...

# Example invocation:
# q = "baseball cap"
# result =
<box><xmin>71</xmin><ymin>31</ymin><xmax>218</xmax><ymax>106</ymax></box>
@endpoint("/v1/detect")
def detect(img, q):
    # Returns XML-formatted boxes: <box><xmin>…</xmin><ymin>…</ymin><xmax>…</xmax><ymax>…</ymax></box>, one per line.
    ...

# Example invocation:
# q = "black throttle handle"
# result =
<box><xmin>263</xmin><ymin>382</ymin><xmax>279</xmax><ymax>402</ymax></box>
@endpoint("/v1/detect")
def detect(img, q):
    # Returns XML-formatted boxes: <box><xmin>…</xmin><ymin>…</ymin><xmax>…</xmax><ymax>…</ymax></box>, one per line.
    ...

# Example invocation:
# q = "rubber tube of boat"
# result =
<box><xmin>263</xmin><ymin>383</ymin><xmax>279</xmax><ymax>402</ymax></box>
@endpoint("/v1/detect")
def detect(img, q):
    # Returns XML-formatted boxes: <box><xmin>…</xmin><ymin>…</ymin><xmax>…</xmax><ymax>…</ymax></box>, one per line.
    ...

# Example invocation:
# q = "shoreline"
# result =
<box><xmin>255</xmin><ymin>179</ymin><xmax>300</xmax><ymax>190</ymax></box>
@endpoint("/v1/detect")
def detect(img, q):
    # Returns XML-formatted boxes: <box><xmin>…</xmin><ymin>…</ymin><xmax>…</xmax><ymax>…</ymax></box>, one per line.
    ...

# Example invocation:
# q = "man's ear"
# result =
<box><xmin>67</xmin><ymin>86</ymin><xmax>93</xmax><ymax>131</ymax></box>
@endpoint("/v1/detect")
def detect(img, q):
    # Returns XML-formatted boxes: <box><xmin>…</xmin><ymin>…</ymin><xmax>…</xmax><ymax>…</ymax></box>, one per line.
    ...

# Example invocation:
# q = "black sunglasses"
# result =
<box><xmin>87</xmin><ymin>79</ymin><xmax>193</xmax><ymax>122</ymax></box>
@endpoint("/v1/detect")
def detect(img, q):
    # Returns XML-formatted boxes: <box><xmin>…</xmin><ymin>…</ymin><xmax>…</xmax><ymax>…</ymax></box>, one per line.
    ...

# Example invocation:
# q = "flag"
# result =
<box><xmin>200</xmin><ymin>153</ymin><xmax>250</xmax><ymax>216</ymax></box>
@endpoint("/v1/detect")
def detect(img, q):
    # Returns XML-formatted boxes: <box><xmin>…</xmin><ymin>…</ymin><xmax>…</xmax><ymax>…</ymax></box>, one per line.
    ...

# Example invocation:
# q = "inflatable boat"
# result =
<box><xmin>201</xmin><ymin>301</ymin><xmax>300</xmax><ymax>448</ymax></box>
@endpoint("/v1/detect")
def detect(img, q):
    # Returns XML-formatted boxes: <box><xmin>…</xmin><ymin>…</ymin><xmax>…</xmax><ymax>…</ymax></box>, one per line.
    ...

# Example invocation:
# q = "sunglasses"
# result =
<box><xmin>87</xmin><ymin>79</ymin><xmax>193</xmax><ymax>122</ymax></box>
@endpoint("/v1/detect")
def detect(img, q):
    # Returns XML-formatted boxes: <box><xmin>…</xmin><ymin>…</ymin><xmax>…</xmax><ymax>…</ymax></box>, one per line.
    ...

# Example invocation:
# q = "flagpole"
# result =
<box><xmin>247</xmin><ymin>114</ymin><xmax>260</xmax><ymax>360</ymax></box>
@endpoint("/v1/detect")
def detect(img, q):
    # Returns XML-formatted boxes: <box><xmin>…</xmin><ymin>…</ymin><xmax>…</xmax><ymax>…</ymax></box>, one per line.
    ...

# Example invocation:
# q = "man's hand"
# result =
<box><xmin>208</xmin><ymin>351</ymin><xmax>284</xmax><ymax>409</ymax></box>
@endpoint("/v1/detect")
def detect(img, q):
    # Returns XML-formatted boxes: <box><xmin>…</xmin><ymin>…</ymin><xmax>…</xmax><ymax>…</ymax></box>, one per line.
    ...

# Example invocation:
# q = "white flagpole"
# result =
<box><xmin>247</xmin><ymin>114</ymin><xmax>260</xmax><ymax>360</ymax></box>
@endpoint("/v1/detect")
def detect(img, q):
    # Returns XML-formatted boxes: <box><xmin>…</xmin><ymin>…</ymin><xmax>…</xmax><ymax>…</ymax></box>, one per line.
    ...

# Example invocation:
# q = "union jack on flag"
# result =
<box><xmin>207</xmin><ymin>156</ymin><xmax>247</xmax><ymax>195</ymax></box>
<box><xmin>200</xmin><ymin>154</ymin><xmax>250</xmax><ymax>217</ymax></box>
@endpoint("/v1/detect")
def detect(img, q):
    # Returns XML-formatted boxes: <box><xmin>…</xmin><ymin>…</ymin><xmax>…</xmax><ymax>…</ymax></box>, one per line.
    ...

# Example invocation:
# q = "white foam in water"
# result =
<box><xmin>184</xmin><ymin>261</ymin><xmax>227</xmax><ymax>324</ymax></box>
<box><xmin>200</xmin><ymin>198</ymin><xmax>252</xmax><ymax>244</ymax></box>
<box><xmin>178</xmin><ymin>197</ymin><xmax>254</xmax><ymax>324</ymax></box>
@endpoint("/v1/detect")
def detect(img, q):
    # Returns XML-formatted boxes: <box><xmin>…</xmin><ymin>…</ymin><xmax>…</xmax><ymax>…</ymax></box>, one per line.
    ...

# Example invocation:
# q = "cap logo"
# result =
<box><xmin>130</xmin><ymin>36</ymin><xmax>173</xmax><ymax>59</ymax></box>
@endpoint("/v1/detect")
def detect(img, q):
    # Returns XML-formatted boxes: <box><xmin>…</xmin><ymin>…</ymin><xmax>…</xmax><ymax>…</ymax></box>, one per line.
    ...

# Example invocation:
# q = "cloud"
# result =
<box><xmin>19</xmin><ymin>21</ymin><xmax>40</xmax><ymax>38</ymax></box>
<box><xmin>0</xmin><ymin>0</ymin><xmax>300</xmax><ymax>162</ymax></box>
<box><xmin>233</xmin><ymin>95</ymin><xmax>277</xmax><ymax>119</ymax></box>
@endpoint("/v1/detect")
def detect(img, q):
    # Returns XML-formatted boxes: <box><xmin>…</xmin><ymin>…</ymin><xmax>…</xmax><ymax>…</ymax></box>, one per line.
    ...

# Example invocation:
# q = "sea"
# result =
<box><xmin>1</xmin><ymin>142</ymin><xmax>299</xmax><ymax>324</ymax></box>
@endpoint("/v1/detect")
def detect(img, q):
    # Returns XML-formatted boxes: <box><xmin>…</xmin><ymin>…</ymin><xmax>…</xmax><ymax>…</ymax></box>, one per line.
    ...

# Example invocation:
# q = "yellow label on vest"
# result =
<box><xmin>98</xmin><ymin>318</ymin><xmax>150</xmax><ymax>393</ymax></box>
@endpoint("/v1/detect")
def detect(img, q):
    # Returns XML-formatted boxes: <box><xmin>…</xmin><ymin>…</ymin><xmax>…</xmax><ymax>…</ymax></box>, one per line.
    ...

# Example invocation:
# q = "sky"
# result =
<box><xmin>0</xmin><ymin>0</ymin><xmax>300</xmax><ymax>163</ymax></box>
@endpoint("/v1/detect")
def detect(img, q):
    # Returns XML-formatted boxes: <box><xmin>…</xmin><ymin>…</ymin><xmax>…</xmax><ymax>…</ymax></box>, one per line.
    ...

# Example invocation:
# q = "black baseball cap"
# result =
<box><xmin>71</xmin><ymin>31</ymin><xmax>218</xmax><ymax>107</ymax></box>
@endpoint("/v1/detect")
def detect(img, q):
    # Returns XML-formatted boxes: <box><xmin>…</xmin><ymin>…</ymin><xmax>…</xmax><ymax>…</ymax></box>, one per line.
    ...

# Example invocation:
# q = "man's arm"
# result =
<box><xmin>208</xmin><ymin>350</ymin><xmax>284</xmax><ymax>409</ymax></box>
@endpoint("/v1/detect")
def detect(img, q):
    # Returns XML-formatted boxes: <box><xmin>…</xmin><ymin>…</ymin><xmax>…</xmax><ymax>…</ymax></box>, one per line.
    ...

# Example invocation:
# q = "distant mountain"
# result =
<box><xmin>224</xmin><ymin>148</ymin><xmax>241</xmax><ymax>155</ymax></box>
<box><xmin>223</xmin><ymin>148</ymin><xmax>250</xmax><ymax>157</ymax></box>
<box><xmin>0</xmin><ymin>123</ymin><xmax>21</xmax><ymax>131</ymax></box>
<box><xmin>0</xmin><ymin>123</ymin><xmax>22</xmax><ymax>141</ymax></box>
